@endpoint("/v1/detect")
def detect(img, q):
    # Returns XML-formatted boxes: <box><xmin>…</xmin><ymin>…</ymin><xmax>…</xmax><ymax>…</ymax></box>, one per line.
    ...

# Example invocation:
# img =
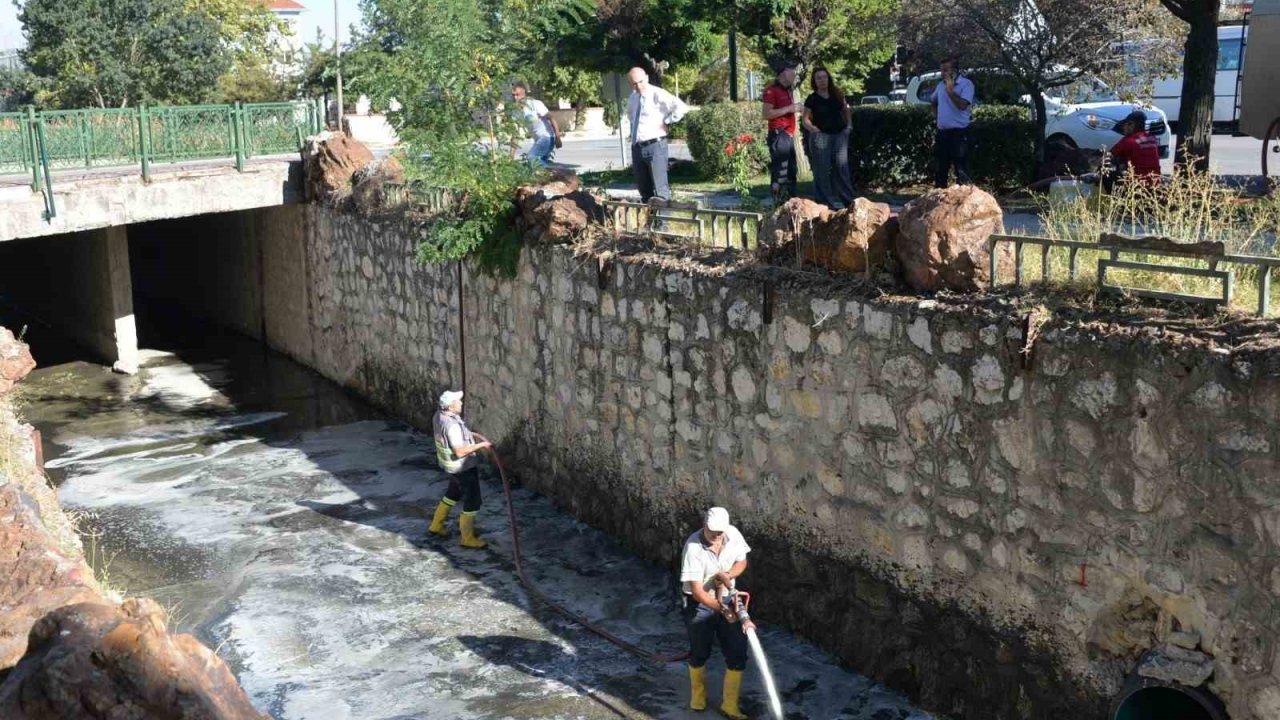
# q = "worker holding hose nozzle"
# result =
<box><xmin>680</xmin><ymin>506</ymin><xmax>751</xmax><ymax>719</ymax></box>
<box><xmin>427</xmin><ymin>390</ymin><xmax>492</xmax><ymax>549</ymax></box>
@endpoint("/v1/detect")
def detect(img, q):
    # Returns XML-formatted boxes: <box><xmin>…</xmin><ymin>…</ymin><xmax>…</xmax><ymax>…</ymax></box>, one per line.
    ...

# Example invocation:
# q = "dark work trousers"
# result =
<box><xmin>632</xmin><ymin>138</ymin><xmax>670</xmax><ymax>202</ymax></box>
<box><xmin>934</xmin><ymin>127</ymin><xmax>972</xmax><ymax>187</ymax></box>
<box><xmin>683</xmin><ymin>598</ymin><xmax>748</xmax><ymax>671</ymax></box>
<box><xmin>810</xmin><ymin>128</ymin><xmax>854</xmax><ymax>209</ymax></box>
<box><xmin>767</xmin><ymin>129</ymin><xmax>797</xmax><ymax>200</ymax></box>
<box><xmin>443</xmin><ymin>466</ymin><xmax>482</xmax><ymax>512</ymax></box>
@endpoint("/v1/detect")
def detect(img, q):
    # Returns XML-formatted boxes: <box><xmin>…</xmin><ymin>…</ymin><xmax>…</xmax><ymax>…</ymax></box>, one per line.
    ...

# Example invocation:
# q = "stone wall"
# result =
<box><xmin>216</xmin><ymin>205</ymin><xmax>1280</xmax><ymax>719</ymax></box>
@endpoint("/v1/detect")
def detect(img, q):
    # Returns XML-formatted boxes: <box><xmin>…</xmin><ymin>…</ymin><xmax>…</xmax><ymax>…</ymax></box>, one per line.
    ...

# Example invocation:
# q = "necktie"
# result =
<box><xmin>631</xmin><ymin>93</ymin><xmax>644</xmax><ymax>143</ymax></box>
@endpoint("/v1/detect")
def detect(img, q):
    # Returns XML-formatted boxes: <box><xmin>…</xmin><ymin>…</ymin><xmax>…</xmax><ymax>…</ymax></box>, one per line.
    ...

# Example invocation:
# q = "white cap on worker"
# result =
<box><xmin>439</xmin><ymin>390</ymin><xmax>464</xmax><ymax>408</ymax></box>
<box><xmin>705</xmin><ymin>507</ymin><xmax>731</xmax><ymax>532</ymax></box>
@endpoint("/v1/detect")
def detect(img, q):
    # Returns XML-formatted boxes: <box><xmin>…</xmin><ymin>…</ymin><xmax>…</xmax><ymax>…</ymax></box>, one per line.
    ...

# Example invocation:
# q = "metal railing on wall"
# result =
<box><xmin>601</xmin><ymin>198</ymin><xmax>763</xmax><ymax>250</ymax></box>
<box><xmin>0</xmin><ymin>99</ymin><xmax>325</xmax><ymax>221</ymax></box>
<box><xmin>990</xmin><ymin>233</ymin><xmax>1280</xmax><ymax>317</ymax></box>
<box><xmin>380</xmin><ymin>184</ymin><xmax>764</xmax><ymax>251</ymax></box>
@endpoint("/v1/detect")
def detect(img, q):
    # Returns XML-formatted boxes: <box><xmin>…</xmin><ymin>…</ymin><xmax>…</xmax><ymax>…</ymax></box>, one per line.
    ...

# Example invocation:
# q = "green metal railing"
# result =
<box><xmin>1</xmin><ymin>99</ymin><xmax>325</xmax><ymax>221</ymax></box>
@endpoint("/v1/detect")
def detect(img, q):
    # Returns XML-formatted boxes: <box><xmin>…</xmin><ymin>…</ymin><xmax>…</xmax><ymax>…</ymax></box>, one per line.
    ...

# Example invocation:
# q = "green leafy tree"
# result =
<box><xmin>535</xmin><ymin>0</ymin><xmax>718</xmax><ymax>84</ymax></box>
<box><xmin>350</xmin><ymin>0</ymin><xmax>536</xmax><ymax>272</ymax></box>
<box><xmin>295</xmin><ymin>42</ymin><xmax>339</xmax><ymax>98</ymax></box>
<box><xmin>761</xmin><ymin>0</ymin><xmax>899</xmax><ymax>93</ymax></box>
<box><xmin>188</xmin><ymin>0</ymin><xmax>286</xmax><ymax>61</ymax></box>
<box><xmin>18</xmin><ymin>0</ymin><xmax>230</xmax><ymax>107</ymax></box>
<box><xmin>215</xmin><ymin>60</ymin><xmax>293</xmax><ymax>103</ymax></box>
<box><xmin>0</xmin><ymin>67</ymin><xmax>39</xmax><ymax>111</ymax></box>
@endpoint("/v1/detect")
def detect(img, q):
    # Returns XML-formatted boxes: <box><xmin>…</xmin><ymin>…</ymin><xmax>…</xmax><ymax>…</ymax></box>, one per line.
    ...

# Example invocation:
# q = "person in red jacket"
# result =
<box><xmin>1102</xmin><ymin>110</ymin><xmax>1162</xmax><ymax>191</ymax></box>
<box><xmin>1026</xmin><ymin>110</ymin><xmax>1163</xmax><ymax>195</ymax></box>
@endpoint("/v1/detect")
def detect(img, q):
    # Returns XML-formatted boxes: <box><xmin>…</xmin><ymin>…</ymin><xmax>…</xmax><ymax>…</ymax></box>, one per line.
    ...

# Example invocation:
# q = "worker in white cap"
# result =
<box><xmin>427</xmin><ymin>389</ymin><xmax>492</xmax><ymax>548</ymax></box>
<box><xmin>679</xmin><ymin>506</ymin><xmax>751</xmax><ymax>718</ymax></box>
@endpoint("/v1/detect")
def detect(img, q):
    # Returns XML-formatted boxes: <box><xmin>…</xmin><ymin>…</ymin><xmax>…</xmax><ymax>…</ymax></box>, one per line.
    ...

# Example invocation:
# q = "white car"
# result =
<box><xmin>905</xmin><ymin>71</ymin><xmax>1172</xmax><ymax>158</ymax></box>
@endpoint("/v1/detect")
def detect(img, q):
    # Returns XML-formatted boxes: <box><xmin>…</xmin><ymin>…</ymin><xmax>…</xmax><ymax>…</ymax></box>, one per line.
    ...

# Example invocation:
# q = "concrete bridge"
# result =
<box><xmin>0</xmin><ymin>101</ymin><xmax>314</xmax><ymax>373</ymax></box>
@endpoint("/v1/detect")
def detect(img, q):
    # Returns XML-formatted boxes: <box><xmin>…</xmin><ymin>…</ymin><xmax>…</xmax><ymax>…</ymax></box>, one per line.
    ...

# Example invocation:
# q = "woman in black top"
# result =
<box><xmin>802</xmin><ymin>66</ymin><xmax>855</xmax><ymax>209</ymax></box>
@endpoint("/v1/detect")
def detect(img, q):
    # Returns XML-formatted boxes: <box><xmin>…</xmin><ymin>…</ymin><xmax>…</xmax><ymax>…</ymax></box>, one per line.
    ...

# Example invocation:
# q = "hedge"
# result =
<box><xmin>682</xmin><ymin>102</ymin><xmax>1035</xmax><ymax>190</ymax></box>
<box><xmin>684</xmin><ymin>102</ymin><xmax>769</xmax><ymax>181</ymax></box>
<box><xmin>848</xmin><ymin>104</ymin><xmax>1035</xmax><ymax>190</ymax></box>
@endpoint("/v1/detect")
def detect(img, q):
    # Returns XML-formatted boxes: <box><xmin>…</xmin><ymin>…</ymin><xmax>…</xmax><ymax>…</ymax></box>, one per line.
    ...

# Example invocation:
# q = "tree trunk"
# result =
<box><xmin>1031</xmin><ymin>89</ymin><xmax>1049</xmax><ymax>169</ymax></box>
<box><xmin>1174</xmin><ymin>3</ymin><xmax>1219</xmax><ymax>172</ymax></box>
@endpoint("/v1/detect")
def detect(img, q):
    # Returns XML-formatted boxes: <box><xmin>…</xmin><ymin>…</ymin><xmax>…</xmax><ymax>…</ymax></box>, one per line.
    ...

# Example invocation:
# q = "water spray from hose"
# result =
<box><xmin>729</xmin><ymin>590</ymin><xmax>785</xmax><ymax>720</ymax></box>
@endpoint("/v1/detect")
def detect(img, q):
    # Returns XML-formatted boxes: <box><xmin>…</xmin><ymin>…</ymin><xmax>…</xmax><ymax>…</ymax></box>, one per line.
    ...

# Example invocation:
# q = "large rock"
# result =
<box><xmin>515</xmin><ymin>173</ymin><xmax>601</xmax><ymax>244</ymax></box>
<box><xmin>0</xmin><ymin>326</ymin><xmax>35</xmax><ymax>396</ymax></box>
<box><xmin>759</xmin><ymin>198</ymin><xmax>896</xmax><ymax>273</ymax></box>
<box><xmin>0</xmin><ymin>599</ymin><xmax>267</xmax><ymax>720</ymax></box>
<box><xmin>894</xmin><ymin>186</ymin><xmax>1010</xmax><ymax>292</ymax></box>
<box><xmin>302</xmin><ymin>131</ymin><xmax>377</xmax><ymax>206</ymax></box>
<box><xmin>798</xmin><ymin>198</ymin><xmax>896</xmax><ymax>273</ymax></box>
<box><xmin>0</xmin><ymin>485</ymin><xmax>100</xmax><ymax>669</ymax></box>
<box><xmin>351</xmin><ymin>155</ymin><xmax>407</xmax><ymax>214</ymax></box>
<box><xmin>758</xmin><ymin>198</ymin><xmax>832</xmax><ymax>263</ymax></box>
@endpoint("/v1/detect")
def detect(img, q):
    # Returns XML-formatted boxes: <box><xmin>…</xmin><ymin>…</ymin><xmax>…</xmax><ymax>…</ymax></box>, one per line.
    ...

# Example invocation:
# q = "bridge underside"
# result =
<box><xmin>0</xmin><ymin>204</ymin><xmax>306</xmax><ymax>375</ymax></box>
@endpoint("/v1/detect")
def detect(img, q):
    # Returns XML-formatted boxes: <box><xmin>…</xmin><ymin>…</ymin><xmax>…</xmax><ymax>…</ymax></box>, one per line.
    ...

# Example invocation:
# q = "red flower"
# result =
<box><xmin>737</xmin><ymin>133</ymin><xmax>754</xmax><ymax>144</ymax></box>
<box><xmin>724</xmin><ymin>141</ymin><xmax>736</xmax><ymax>157</ymax></box>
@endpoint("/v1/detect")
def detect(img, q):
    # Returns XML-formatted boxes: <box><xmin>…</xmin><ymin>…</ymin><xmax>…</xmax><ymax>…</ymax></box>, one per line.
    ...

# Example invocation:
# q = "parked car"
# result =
<box><xmin>888</xmin><ymin>89</ymin><xmax>907</xmax><ymax>104</ymax></box>
<box><xmin>904</xmin><ymin>70</ymin><xmax>1172</xmax><ymax>158</ymax></box>
<box><xmin>860</xmin><ymin>95</ymin><xmax>890</xmax><ymax>105</ymax></box>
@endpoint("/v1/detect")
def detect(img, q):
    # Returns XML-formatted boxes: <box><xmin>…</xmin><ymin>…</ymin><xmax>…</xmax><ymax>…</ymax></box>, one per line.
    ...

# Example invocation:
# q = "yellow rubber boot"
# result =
<box><xmin>688</xmin><ymin>665</ymin><xmax>707</xmax><ymax>711</ymax></box>
<box><xmin>720</xmin><ymin>669</ymin><xmax>747</xmax><ymax>719</ymax></box>
<box><xmin>459</xmin><ymin>511</ymin><xmax>487</xmax><ymax>549</ymax></box>
<box><xmin>427</xmin><ymin>500</ymin><xmax>454</xmax><ymax>537</ymax></box>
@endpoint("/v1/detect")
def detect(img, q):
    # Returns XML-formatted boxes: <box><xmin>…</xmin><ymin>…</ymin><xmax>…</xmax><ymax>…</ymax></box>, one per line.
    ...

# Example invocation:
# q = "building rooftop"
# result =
<box><xmin>264</xmin><ymin>0</ymin><xmax>305</xmax><ymax>10</ymax></box>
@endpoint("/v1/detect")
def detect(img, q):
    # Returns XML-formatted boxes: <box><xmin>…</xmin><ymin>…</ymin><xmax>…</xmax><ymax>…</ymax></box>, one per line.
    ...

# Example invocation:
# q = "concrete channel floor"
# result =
<box><xmin>20</xmin><ymin>328</ymin><xmax>931</xmax><ymax>720</ymax></box>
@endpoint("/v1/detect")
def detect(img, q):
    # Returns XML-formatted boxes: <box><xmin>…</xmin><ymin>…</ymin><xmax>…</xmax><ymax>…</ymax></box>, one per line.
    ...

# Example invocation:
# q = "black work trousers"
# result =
<box><xmin>767</xmin><ymin>129</ymin><xmax>797</xmax><ymax>200</ymax></box>
<box><xmin>934</xmin><ymin>127</ymin><xmax>972</xmax><ymax>187</ymax></box>
<box><xmin>683</xmin><ymin>598</ymin><xmax>748</xmax><ymax>671</ymax></box>
<box><xmin>443</xmin><ymin>466</ymin><xmax>482</xmax><ymax>512</ymax></box>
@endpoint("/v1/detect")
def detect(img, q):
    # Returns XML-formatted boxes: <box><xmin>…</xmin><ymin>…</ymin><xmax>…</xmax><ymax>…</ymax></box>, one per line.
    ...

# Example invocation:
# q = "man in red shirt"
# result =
<box><xmin>1104</xmin><ymin>110</ymin><xmax>1162</xmax><ymax>191</ymax></box>
<box><xmin>761</xmin><ymin>63</ymin><xmax>803</xmax><ymax>201</ymax></box>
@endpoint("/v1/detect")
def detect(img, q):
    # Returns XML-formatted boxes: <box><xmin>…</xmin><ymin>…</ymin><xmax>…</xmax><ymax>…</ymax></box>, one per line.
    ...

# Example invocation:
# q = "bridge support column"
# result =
<box><xmin>72</xmin><ymin>226</ymin><xmax>139</xmax><ymax>374</ymax></box>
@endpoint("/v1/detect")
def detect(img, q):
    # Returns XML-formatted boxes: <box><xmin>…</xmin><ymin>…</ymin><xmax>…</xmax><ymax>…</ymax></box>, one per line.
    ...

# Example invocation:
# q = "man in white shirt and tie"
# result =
<box><xmin>626</xmin><ymin>67</ymin><xmax>690</xmax><ymax>203</ymax></box>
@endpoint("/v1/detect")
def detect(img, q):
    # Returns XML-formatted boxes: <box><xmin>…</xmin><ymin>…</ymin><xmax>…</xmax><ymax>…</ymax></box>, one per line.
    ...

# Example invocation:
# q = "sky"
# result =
<box><xmin>0</xmin><ymin>0</ymin><xmax>364</xmax><ymax>52</ymax></box>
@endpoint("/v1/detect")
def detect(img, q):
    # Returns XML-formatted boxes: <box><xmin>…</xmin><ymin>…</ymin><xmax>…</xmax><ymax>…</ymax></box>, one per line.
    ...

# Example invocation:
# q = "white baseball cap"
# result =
<box><xmin>439</xmin><ymin>390</ymin><xmax>464</xmax><ymax>408</ymax></box>
<box><xmin>705</xmin><ymin>507</ymin><xmax>731</xmax><ymax>532</ymax></box>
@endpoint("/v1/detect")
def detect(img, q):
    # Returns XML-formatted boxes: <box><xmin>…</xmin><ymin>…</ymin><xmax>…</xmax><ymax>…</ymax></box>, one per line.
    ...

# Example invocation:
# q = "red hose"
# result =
<box><xmin>474</xmin><ymin>433</ymin><xmax>690</xmax><ymax>664</ymax></box>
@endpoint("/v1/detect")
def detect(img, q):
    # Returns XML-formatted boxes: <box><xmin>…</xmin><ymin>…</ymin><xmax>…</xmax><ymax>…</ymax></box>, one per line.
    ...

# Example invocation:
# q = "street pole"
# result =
<box><xmin>728</xmin><ymin>29</ymin><xmax>739</xmax><ymax>102</ymax></box>
<box><xmin>334</xmin><ymin>0</ymin><xmax>344</xmax><ymax>132</ymax></box>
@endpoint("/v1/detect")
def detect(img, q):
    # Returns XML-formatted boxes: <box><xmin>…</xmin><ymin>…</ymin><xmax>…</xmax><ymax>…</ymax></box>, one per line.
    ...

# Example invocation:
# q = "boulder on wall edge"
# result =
<box><xmin>302</xmin><ymin>131</ymin><xmax>376</xmax><ymax>206</ymax></box>
<box><xmin>798</xmin><ymin>198</ymin><xmax>896</xmax><ymax>274</ymax></box>
<box><xmin>351</xmin><ymin>155</ymin><xmax>407</xmax><ymax>214</ymax></box>
<box><xmin>757</xmin><ymin>198</ymin><xmax>831</xmax><ymax>263</ymax></box>
<box><xmin>758</xmin><ymin>197</ymin><xmax>896</xmax><ymax>274</ymax></box>
<box><xmin>515</xmin><ymin>172</ymin><xmax>603</xmax><ymax>245</ymax></box>
<box><xmin>0</xmin><ymin>598</ymin><xmax>268</xmax><ymax>720</ymax></box>
<box><xmin>0</xmin><ymin>326</ymin><xmax>35</xmax><ymax>396</ymax></box>
<box><xmin>895</xmin><ymin>185</ymin><xmax>1010</xmax><ymax>293</ymax></box>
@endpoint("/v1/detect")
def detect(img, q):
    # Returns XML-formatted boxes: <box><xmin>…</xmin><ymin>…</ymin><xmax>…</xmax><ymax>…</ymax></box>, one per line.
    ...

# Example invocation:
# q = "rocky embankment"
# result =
<box><xmin>0</xmin><ymin>326</ymin><xmax>265</xmax><ymax>720</ymax></box>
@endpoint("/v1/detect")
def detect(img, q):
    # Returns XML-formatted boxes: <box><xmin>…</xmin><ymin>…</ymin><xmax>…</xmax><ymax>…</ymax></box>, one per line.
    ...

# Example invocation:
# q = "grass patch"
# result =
<box><xmin>1025</xmin><ymin>165</ymin><xmax>1280</xmax><ymax>315</ymax></box>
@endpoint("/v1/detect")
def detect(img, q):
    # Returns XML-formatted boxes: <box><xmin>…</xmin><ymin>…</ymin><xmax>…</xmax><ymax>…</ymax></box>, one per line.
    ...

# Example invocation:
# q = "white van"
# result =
<box><xmin>904</xmin><ymin>70</ymin><xmax>1172</xmax><ymax>157</ymax></box>
<box><xmin>1128</xmin><ymin>25</ymin><xmax>1247</xmax><ymax>128</ymax></box>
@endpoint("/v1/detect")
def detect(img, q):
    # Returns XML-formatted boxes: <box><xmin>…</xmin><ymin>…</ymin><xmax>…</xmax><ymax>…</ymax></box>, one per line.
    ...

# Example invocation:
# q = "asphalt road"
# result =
<box><xmin>531</xmin><ymin>133</ymin><xmax>1272</xmax><ymax>179</ymax></box>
